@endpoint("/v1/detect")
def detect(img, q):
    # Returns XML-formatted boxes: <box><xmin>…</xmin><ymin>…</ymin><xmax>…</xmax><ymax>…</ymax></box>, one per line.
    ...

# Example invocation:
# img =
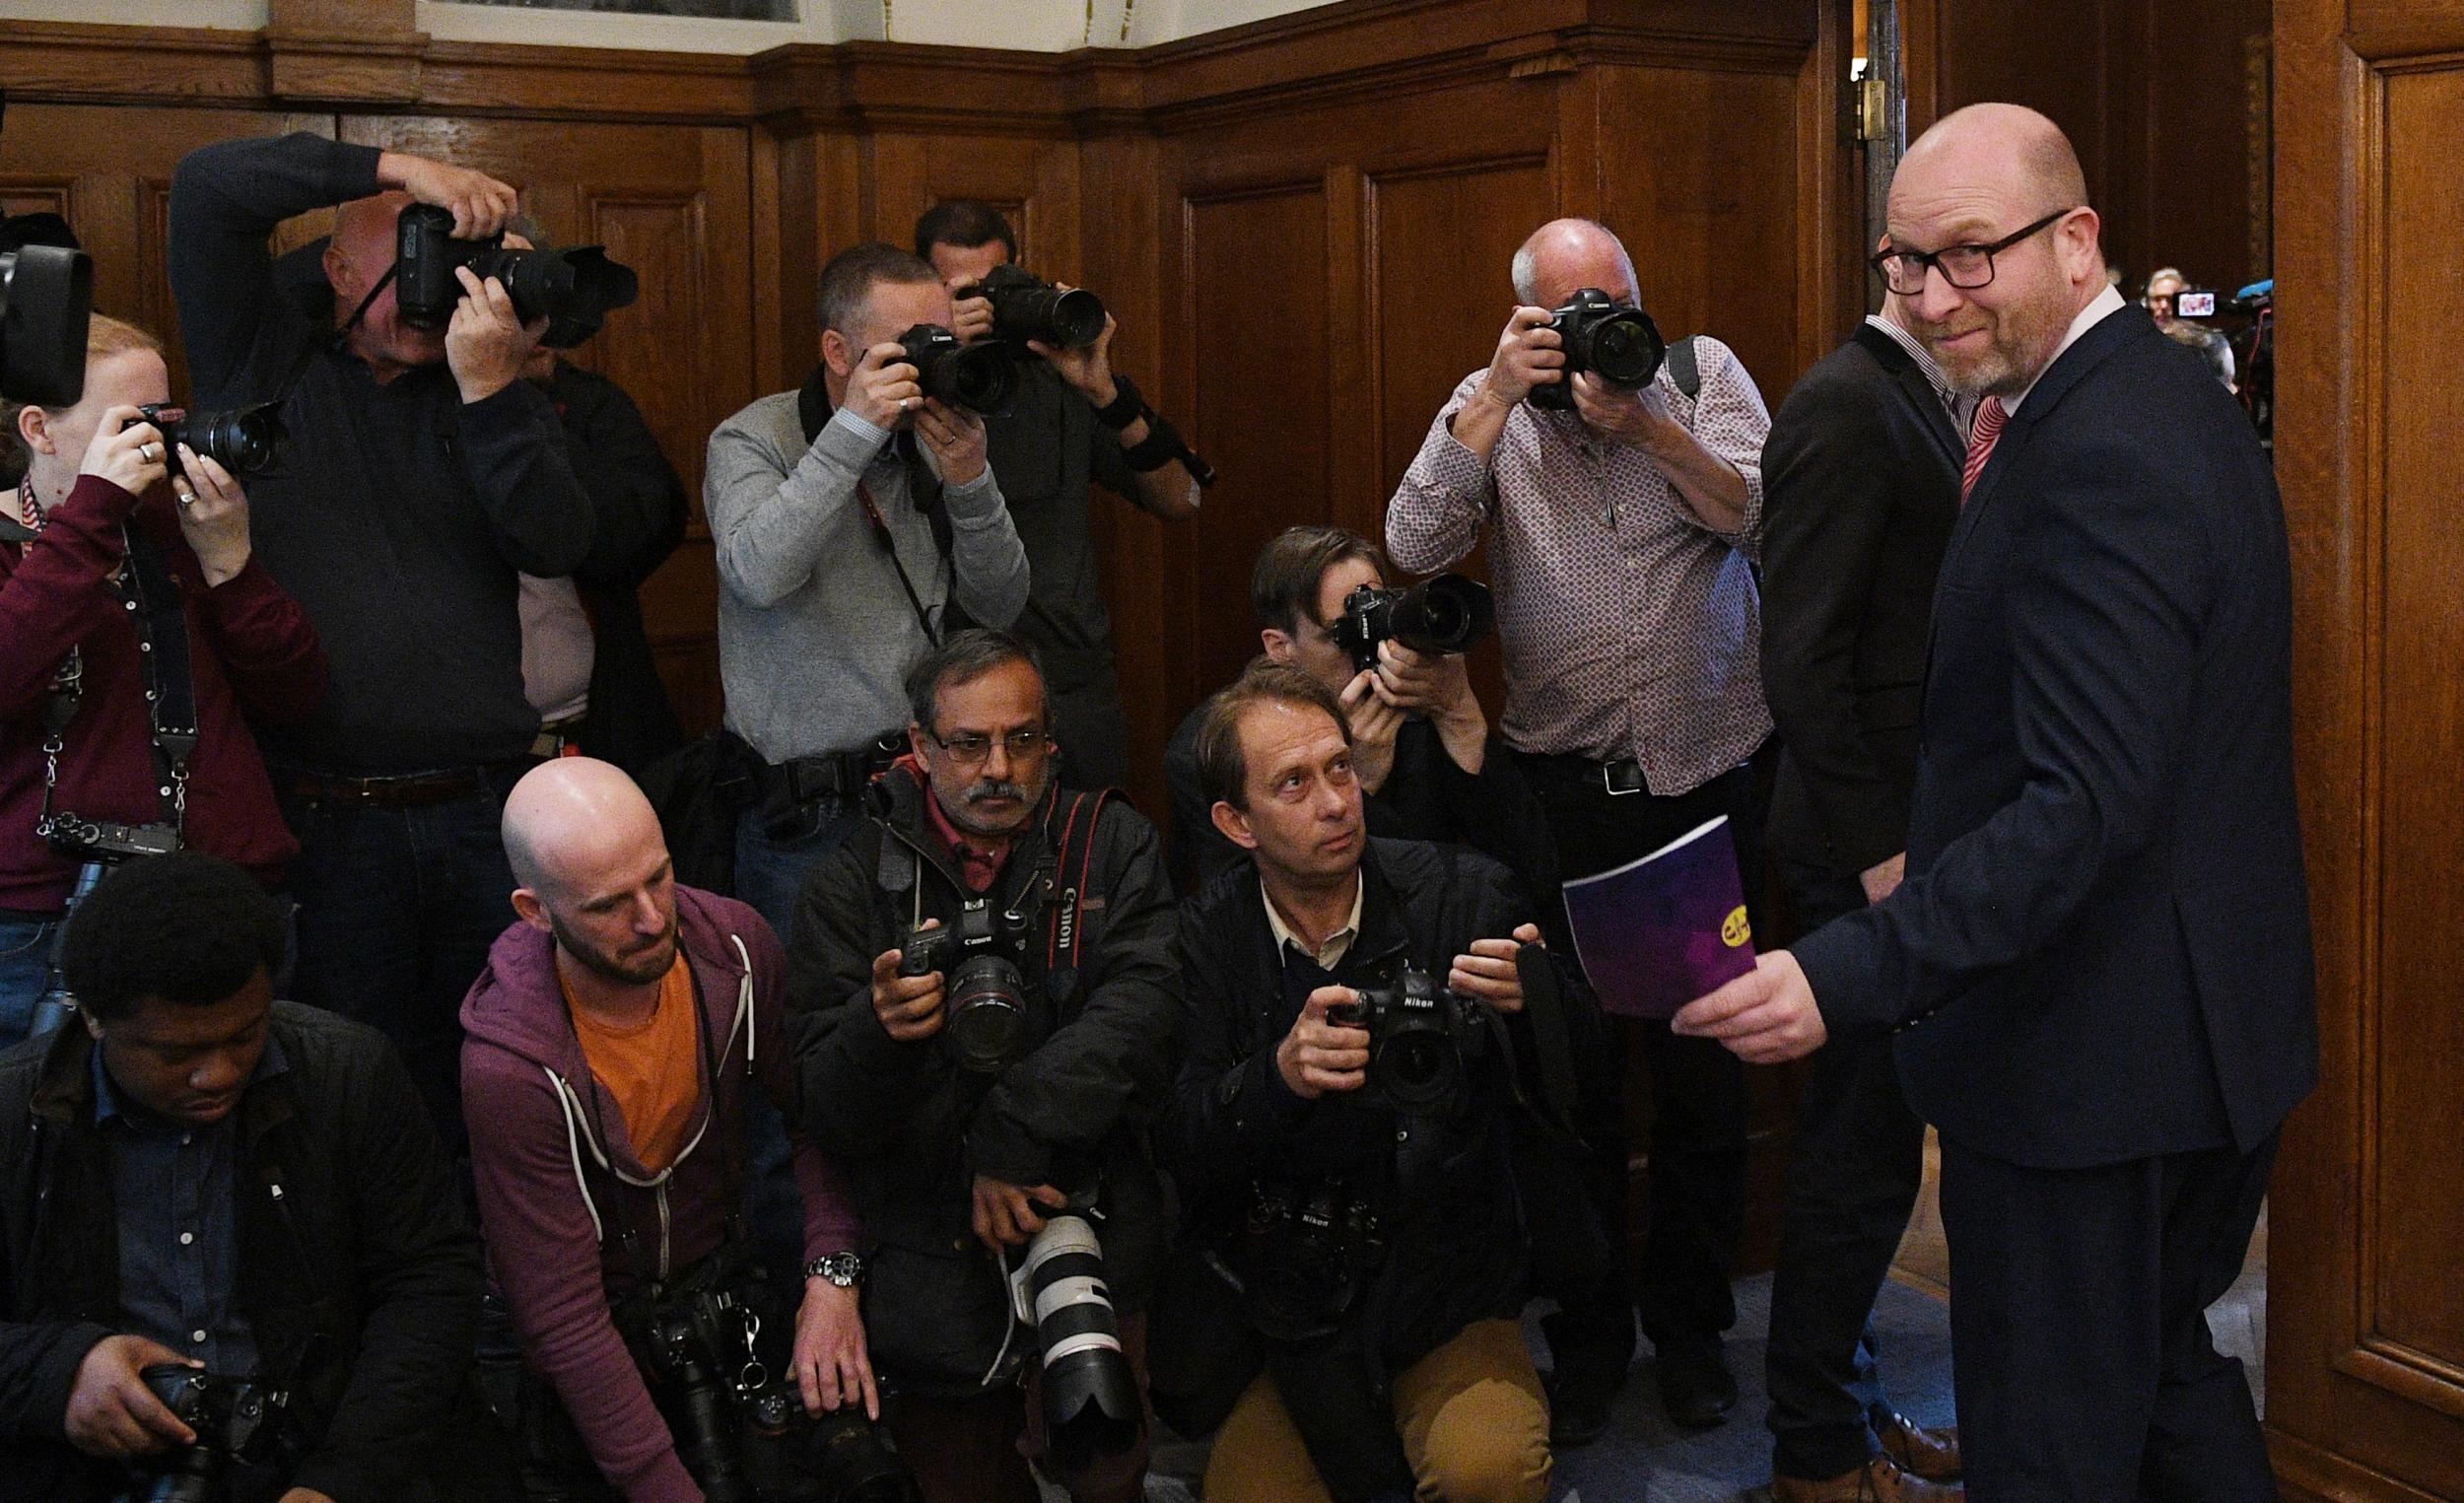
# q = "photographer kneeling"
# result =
<box><xmin>1155</xmin><ymin>664</ymin><xmax>1553</xmax><ymax>1503</ymax></box>
<box><xmin>789</xmin><ymin>630</ymin><xmax>1178</xmax><ymax>1503</ymax></box>
<box><xmin>0</xmin><ymin>853</ymin><xmax>485</xmax><ymax>1503</ymax></box>
<box><xmin>461</xmin><ymin>758</ymin><xmax>878</xmax><ymax>1503</ymax></box>
<box><xmin>0</xmin><ymin>314</ymin><xmax>323</xmax><ymax>1050</ymax></box>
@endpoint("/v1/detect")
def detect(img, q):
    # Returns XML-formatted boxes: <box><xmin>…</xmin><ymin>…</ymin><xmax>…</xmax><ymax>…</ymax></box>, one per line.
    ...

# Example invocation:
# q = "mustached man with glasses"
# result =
<box><xmin>787</xmin><ymin>630</ymin><xmax>1179</xmax><ymax>1503</ymax></box>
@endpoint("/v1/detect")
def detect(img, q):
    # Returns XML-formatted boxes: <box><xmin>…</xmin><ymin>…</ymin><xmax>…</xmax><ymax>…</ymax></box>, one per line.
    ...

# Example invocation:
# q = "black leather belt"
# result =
<box><xmin>286</xmin><ymin>767</ymin><xmax>495</xmax><ymax>806</ymax></box>
<box><xmin>752</xmin><ymin>744</ymin><xmax>888</xmax><ymax>813</ymax></box>
<box><xmin>1521</xmin><ymin>750</ymin><xmax>1652</xmax><ymax>797</ymax></box>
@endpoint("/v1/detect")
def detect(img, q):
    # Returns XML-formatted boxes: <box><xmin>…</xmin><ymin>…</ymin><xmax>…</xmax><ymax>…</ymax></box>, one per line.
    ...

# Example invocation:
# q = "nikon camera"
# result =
<box><xmin>395</xmin><ymin>204</ymin><xmax>641</xmax><ymax>349</ymax></box>
<box><xmin>1529</xmin><ymin>286</ymin><xmax>1667</xmax><ymax>411</ymax></box>
<box><xmin>1328</xmin><ymin>968</ymin><xmax>1488</xmax><ymax>1116</ymax></box>
<box><xmin>113</xmin><ymin>1366</ymin><xmax>293</xmax><ymax>1503</ymax></box>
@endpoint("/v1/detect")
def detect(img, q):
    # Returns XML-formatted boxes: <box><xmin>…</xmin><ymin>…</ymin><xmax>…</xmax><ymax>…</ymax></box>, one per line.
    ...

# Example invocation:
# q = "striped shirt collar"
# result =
<box><xmin>1863</xmin><ymin>312</ymin><xmax>1967</xmax><ymax>428</ymax></box>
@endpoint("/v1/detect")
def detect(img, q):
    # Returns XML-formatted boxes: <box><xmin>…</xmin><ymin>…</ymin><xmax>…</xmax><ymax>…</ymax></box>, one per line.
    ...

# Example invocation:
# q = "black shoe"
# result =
<box><xmin>1545</xmin><ymin>1371</ymin><xmax>1614</xmax><ymax>1448</ymax></box>
<box><xmin>1654</xmin><ymin>1337</ymin><xmax>1738</xmax><ymax>1430</ymax></box>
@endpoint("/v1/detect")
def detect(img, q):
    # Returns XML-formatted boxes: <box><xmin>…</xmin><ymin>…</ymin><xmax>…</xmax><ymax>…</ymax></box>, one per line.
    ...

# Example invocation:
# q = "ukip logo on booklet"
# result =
<box><xmin>1561</xmin><ymin>815</ymin><xmax>1757</xmax><ymax>1021</ymax></box>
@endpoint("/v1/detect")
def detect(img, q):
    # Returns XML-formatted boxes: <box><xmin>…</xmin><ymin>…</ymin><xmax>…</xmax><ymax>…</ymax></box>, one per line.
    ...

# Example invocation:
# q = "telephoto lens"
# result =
<box><xmin>895</xmin><ymin>322</ymin><xmax>1017</xmax><ymax>414</ymax></box>
<box><xmin>975</xmin><ymin>263</ymin><xmax>1107</xmax><ymax>350</ymax></box>
<box><xmin>391</xmin><ymin>204</ymin><xmax>641</xmax><ymax>349</ymax></box>
<box><xmin>1012</xmin><ymin>1212</ymin><xmax>1143</xmax><ymax>1473</ymax></box>
<box><xmin>1332</xmin><ymin>573</ymin><xmax>1496</xmax><ymax>670</ymax></box>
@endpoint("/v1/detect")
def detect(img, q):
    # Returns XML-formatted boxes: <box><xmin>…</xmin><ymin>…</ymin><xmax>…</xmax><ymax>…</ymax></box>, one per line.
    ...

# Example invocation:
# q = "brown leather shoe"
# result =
<box><xmin>1770</xmin><ymin>1454</ymin><xmax>1965</xmax><ymax>1503</ymax></box>
<box><xmin>1875</xmin><ymin>1408</ymin><xmax>1962</xmax><ymax>1481</ymax></box>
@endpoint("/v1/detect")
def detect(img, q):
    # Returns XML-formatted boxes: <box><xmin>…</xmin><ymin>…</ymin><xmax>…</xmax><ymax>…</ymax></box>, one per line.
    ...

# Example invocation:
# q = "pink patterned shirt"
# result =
<box><xmin>1387</xmin><ymin>339</ymin><xmax>1772</xmax><ymax>796</ymax></box>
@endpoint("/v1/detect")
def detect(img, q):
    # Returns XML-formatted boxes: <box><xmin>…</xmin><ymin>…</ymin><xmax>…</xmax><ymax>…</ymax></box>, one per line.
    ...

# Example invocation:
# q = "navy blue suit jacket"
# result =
<box><xmin>1792</xmin><ymin>306</ymin><xmax>2317</xmax><ymax>1168</ymax></box>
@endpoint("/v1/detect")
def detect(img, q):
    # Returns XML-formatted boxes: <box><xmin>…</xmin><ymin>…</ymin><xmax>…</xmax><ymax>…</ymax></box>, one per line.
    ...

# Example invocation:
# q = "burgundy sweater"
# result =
<box><xmin>461</xmin><ymin>885</ymin><xmax>860</xmax><ymax>1503</ymax></box>
<box><xmin>0</xmin><ymin>473</ymin><xmax>325</xmax><ymax>911</ymax></box>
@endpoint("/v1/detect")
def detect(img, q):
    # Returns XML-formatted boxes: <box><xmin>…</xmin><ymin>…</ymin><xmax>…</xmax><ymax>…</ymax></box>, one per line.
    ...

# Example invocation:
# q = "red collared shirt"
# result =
<box><xmin>1388</xmin><ymin>339</ymin><xmax>1774</xmax><ymax>796</ymax></box>
<box><xmin>910</xmin><ymin>758</ymin><xmax>1015</xmax><ymax>895</ymax></box>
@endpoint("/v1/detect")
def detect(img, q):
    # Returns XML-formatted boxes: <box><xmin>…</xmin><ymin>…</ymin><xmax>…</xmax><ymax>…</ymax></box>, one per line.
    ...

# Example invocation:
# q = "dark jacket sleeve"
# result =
<box><xmin>1367</xmin><ymin>723</ymin><xmax>1560</xmax><ymax>922</ymax></box>
<box><xmin>736</xmin><ymin>903</ymin><xmax>863</xmax><ymax>1262</ymax></box>
<box><xmin>0</xmin><ymin>1316</ymin><xmax>113</xmax><ymax>1450</ymax></box>
<box><xmin>1156</xmin><ymin>890</ymin><xmax>1314</xmax><ymax>1211</ymax></box>
<box><xmin>557</xmin><ymin>367</ymin><xmax>690</xmax><ymax>590</ymax></box>
<box><xmin>169</xmin><ymin>133</ymin><xmax>383</xmax><ymax>409</ymax></box>
<box><xmin>968</xmin><ymin>807</ymin><xmax>1183</xmax><ymax>1187</ymax></box>
<box><xmin>454</xmin><ymin>380</ymin><xmax>597</xmax><ymax>577</ymax></box>
<box><xmin>288</xmin><ymin>1034</ymin><xmax>484</xmax><ymax>1503</ymax></box>
<box><xmin>1759</xmin><ymin>369</ymin><xmax>1917</xmax><ymax>876</ymax></box>
<box><xmin>1793</xmin><ymin>432</ymin><xmax>2213</xmax><ymax>1030</ymax></box>
<box><xmin>787</xmin><ymin>836</ymin><xmax>937</xmax><ymax>1160</ymax></box>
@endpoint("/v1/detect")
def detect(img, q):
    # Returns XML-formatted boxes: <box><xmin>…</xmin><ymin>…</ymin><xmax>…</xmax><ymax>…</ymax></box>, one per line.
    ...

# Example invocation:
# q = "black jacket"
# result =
<box><xmin>1159</xmin><ymin>839</ymin><xmax>1533</xmax><ymax>1370</ymax></box>
<box><xmin>539</xmin><ymin>360</ymin><xmax>691</xmax><ymax>775</ymax></box>
<box><xmin>1759</xmin><ymin>322</ymin><xmax>1961</xmax><ymax>881</ymax></box>
<box><xmin>787</xmin><ymin>766</ymin><xmax>1181</xmax><ymax>1383</ymax></box>
<box><xmin>169</xmin><ymin>132</ymin><xmax>595</xmax><ymax>775</ymax></box>
<box><xmin>1794</xmin><ymin>307</ymin><xmax>2318</xmax><ymax>1168</ymax></box>
<box><xmin>0</xmin><ymin>1004</ymin><xmax>482</xmax><ymax>1503</ymax></box>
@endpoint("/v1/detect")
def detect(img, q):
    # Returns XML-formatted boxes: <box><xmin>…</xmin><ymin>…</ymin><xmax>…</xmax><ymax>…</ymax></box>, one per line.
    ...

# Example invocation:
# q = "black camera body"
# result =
<box><xmin>634</xmin><ymin>1278</ymin><xmax>916</xmax><ymax>1503</ymax></box>
<box><xmin>0</xmin><ymin>239</ymin><xmax>93</xmax><ymax>408</ymax></box>
<box><xmin>2167</xmin><ymin>287</ymin><xmax>2222</xmax><ymax>320</ymax></box>
<box><xmin>121</xmin><ymin>1365</ymin><xmax>292</xmax><ymax>1503</ymax></box>
<box><xmin>899</xmin><ymin>899</ymin><xmax>1038</xmax><ymax>1074</ymax></box>
<box><xmin>1530</xmin><ymin>286</ymin><xmax>1666</xmax><ymax>411</ymax></box>
<box><xmin>892</xmin><ymin>322</ymin><xmax>1015</xmax><ymax>415</ymax></box>
<box><xmin>968</xmin><ymin>263</ymin><xmax>1107</xmax><ymax>351</ymax></box>
<box><xmin>130</xmin><ymin>402</ymin><xmax>286</xmax><ymax>479</ymax></box>
<box><xmin>1331</xmin><ymin>573</ymin><xmax>1495</xmax><ymax>671</ymax></box>
<box><xmin>1239</xmin><ymin>1179</ymin><xmax>1389</xmax><ymax>1342</ymax></box>
<box><xmin>1328</xmin><ymin>968</ymin><xmax>1488</xmax><ymax>1117</ymax></box>
<box><xmin>394</xmin><ymin>204</ymin><xmax>641</xmax><ymax>350</ymax></box>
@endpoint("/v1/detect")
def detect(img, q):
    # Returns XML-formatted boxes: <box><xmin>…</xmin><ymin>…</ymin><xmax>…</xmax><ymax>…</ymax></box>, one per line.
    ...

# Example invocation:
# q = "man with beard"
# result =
<box><xmin>459</xmin><ymin>759</ymin><xmax>871</xmax><ymax>1503</ymax></box>
<box><xmin>789</xmin><ymin>629</ymin><xmax>1179</xmax><ymax>1503</ymax></box>
<box><xmin>1678</xmin><ymin>105</ymin><xmax>2313</xmax><ymax>1498</ymax></box>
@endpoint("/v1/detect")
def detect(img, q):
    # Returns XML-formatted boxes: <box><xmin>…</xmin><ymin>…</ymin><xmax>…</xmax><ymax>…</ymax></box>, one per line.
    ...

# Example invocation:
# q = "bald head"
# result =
<box><xmin>1511</xmin><ymin>219</ymin><xmax>1640</xmax><ymax>307</ymax></box>
<box><xmin>1901</xmin><ymin>104</ymin><xmax>2086</xmax><ymax>217</ymax></box>
<box><xmin>502</xmin><ymin>758</ymin><xmax>666</xmax><ymax>901</ymax></box>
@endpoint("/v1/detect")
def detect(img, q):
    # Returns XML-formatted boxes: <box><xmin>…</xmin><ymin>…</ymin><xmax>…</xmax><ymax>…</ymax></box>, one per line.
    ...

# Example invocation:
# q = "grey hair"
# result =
<box><xmin>1510</xmin><ymin>241</ymin><xmax>1540</xmax><ymax>304</ymax></box>
<box><xmin>904</xmin><ymin>627</ymin><xmax>1047</xmax><ymax>733</ymax></box>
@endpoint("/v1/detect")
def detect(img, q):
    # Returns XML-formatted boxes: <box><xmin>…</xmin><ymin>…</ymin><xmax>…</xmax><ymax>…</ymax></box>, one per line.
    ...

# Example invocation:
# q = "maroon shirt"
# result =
<box><xmin>0</xmin><ymin>473</ymin><xmax>326</xmax><ymax>910</ymax></box>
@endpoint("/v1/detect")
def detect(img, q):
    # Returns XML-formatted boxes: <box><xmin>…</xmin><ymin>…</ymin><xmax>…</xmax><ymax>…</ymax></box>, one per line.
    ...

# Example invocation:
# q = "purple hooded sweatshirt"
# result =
<box><xmin>461</xmin><ymin>884</ymin><xmax>858</xmax><ymax>1503</ymax></box>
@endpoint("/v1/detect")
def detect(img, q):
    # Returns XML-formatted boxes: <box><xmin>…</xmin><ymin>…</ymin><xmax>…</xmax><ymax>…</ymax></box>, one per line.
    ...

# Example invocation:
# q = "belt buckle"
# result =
<box><xmin>1600</xmin><ymin>760</ymin><xmax>1644</xmax><ymax>797</ymax></box>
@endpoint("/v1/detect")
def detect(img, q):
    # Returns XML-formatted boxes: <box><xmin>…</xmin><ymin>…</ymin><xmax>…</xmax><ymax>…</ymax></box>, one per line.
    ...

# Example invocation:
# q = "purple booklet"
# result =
<box><xmin>1561</xmin><ymin>815</ymin><xmax>1757</xmax><ymax>1020</ymax></box>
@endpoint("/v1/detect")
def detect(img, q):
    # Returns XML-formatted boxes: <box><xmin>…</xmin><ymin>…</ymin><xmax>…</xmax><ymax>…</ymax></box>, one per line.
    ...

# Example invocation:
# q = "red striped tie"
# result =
<box><xmin>1960</xmin><ymin>395</ymin><xmax>2007</xmax><ymax>506</ymax></box>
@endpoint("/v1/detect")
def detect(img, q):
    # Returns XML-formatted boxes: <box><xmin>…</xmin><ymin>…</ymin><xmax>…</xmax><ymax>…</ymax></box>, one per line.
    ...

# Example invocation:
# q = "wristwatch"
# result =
<box><xmin>804</xmin><ymin>1251</ymin><xmax>863</xmax><ymax>1288</ymax></box>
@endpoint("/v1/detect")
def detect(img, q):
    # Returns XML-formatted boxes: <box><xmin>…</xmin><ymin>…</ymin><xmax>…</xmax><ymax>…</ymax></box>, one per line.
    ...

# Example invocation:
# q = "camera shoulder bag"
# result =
<box><xmin>1667</xmin><ymin>334</ymin><xmax>1704</xmax><ymax>402</ymax></box>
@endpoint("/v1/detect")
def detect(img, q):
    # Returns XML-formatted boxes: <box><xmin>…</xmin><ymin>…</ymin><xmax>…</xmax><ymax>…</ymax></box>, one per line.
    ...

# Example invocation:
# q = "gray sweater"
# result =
<box><xmin>705</xmin><ymin>394</ymin><xmax>1029</xmax><ymax>763</ymax></box>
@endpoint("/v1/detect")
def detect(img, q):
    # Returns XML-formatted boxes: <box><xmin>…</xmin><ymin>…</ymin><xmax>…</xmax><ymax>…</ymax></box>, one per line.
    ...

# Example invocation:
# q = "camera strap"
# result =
<box><xmin>856</xmin><ymin>478</ymin><xmax>947</xmax><ymax>648</ymax></box>
<box><xmin>33</xmin><ymin>515</ymin><xmax>199</xmax><ymax>845</ymax></box>
<box><xmin>1042</xmin><ymin>788</ymin><xmax>1111</xmax><ymax>977</ymax></box>
<box><xmin>1666</xmin><ymin>335</ymin><xmax>1703</xmax><ymax>402</ymax></box>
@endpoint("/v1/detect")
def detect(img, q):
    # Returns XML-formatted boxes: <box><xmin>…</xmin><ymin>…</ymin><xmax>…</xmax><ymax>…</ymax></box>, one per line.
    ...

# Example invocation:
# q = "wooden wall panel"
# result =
<box><xmin>1178</xmin><ymin>180</ymin><xmax>1331</xmax><ymax>697</ymax></box>
<box><xmin>2268</xmin><ymin>0</ymin><xmax>2464</xmax><ymax>1497</ymax></box>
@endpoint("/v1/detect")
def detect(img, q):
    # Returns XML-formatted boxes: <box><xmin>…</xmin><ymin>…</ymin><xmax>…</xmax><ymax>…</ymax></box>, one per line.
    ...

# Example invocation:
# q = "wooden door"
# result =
<box><xmin>2266</xmin><ymin>0</ymin><xmax>2464</xmax><ymax>1496</ymax></box>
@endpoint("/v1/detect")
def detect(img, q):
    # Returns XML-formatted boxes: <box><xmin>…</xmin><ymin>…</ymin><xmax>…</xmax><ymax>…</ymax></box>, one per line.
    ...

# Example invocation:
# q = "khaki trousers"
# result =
<box><xmin>1202</xmin><ymin>1318</ymin><xmax>1552</xmax><ymax>1503</ymax></box>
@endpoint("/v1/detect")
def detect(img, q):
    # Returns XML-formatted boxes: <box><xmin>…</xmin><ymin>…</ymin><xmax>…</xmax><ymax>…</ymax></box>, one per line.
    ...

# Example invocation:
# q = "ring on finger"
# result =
<box><xmin>140</xmin><ymin>442</ymin><xmax>161</xmax><ymax>463</ymax></box>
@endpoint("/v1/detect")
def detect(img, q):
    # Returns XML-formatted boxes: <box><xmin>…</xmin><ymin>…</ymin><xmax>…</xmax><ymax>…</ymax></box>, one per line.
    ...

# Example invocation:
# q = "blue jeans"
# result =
<box><xmin>733</xmin><ymin>800</ymin><xmax>866</xmax><ymax>1276</ymax></box>
<box><xmin>281</xmin><ymin>785</ymin><xmax>518</xmax><ymax>1155</ymax></box>
<box><xmin>0</xmin><ymin>913</ymin><xmax>60</xmax><ymax>1053</ymax></box>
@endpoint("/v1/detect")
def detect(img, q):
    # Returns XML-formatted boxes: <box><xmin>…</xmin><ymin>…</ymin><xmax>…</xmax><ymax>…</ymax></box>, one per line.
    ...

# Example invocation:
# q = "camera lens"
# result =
<box><xmin>1584</xmin><ymin>309</ymin><xmax>1665</xmax><ymax>387</ymax></box>
<box><xmin>945</xmin><ymin>952</ymin><xmax>1032</xmax><ymax>1072</ymax></box>
<box><xmin>189</xmin><ymin>403</ymin><xmax>286</xmax><ymax>475</ymax></box>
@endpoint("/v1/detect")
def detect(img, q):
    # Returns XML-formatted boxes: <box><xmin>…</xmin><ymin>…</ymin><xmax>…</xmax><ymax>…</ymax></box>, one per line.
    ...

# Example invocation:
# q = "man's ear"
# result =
<box><xmin>17</xmin><ymin>403</ymin><xmax>55</xmax><ymax>459</ymax></box>
<box><xmin>1209</xmin><ymin>799</ymin><xmax>1260</xmax><ymax>852</ymax></box>
<box><xmin>322</xmin><ymin>241</ymin><xmax>349</xmax><ymax>295</ymax></box>
<box><xmin>907</xmin><ymin>720</ymin><xmax>931</xmax><ymax>765</ymax></box>
<box><xmin>822</xmin><ymin>327</ymin><xmax>856</xmax><ymax>379</ymax></box>
<box><xmin>1260</xmin><ymin>628</ymin><xmax>1294</xmax><ymax>665</ymax></box>
<box><xmin>510</xmin><ymin>888</ymin><xmax>553</xmax><ymax>935</ymax></box>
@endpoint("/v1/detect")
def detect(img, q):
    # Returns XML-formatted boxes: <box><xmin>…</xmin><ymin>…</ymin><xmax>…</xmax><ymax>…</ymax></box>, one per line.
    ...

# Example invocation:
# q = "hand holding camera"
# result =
<box><xmin>1447</xmin><ymin>923</ymin><xmax>1544</xmax><ymax>1016</ymax></box>
<box><xmin>82</xmin><ymin>405</ymin><xmax>170</xmax><ymax>499</ymax></box>
<box><xmin>381</xmin><ymin>152</ymin><xmax>518</xmax><ymax>240</ymax></box>
<box><xmin>171</xmin><ymin>444</ymin><xmax>253</xmax><ymax>587</ymax></box>
<box><xmin>445</xmin><ymin>263</ymin><xmax>550</xmax><ymax>405</ymax></box>
<box><xmin>913</xmin><ymin>397</ymin><xmax>989</xmax><ymax>488</ymax></box>
<box><xmin>972</xmin><ymin>1173</ymin><xmax>1066</xmax><ymax>1253</ymax></box>
<box><xmin>1335</xmin><ymin>668</ymin><xmax>1403</xmax><ymax>796</ymax></box>
<box><xmin>845</xmin><ymin>341</ymin><xmax>923</xmax><ymax>430</ymax></box>
<box><xmin>1275</xmin><ymin>985</ymin><xmax>1373</xmax><ymax>1100</ymax></box>
<box><xmin>870</xmin><ymin>922</ymin><xmax>946</xmax><ymax>1043</ymax></box>
<box><xmin>63</xmin><ymin>1334</ymin><xmax>198</xmax><ymax>1461</ymax></box>
<box><xmin>1479</xmin><ymin>306</ymin><xmax>1565</xmax><ymax>409</ymax></box>
<box><xmin>1569</xmin><ymin>368</ymin><xmax>1681</xmax><ymax>453</ymax></box>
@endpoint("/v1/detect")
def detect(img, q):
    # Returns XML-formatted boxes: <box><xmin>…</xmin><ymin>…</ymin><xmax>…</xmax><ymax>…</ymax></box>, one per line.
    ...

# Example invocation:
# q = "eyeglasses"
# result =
<box><xmin>1870</xmin><ymin>208</ymin><xmax>2078</xmax><ymax>296</ymax></box>
<box><xmin>924</xmin><ymin>726</ymin><xmax>1050</xmax><ymax>768</ymax></box>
